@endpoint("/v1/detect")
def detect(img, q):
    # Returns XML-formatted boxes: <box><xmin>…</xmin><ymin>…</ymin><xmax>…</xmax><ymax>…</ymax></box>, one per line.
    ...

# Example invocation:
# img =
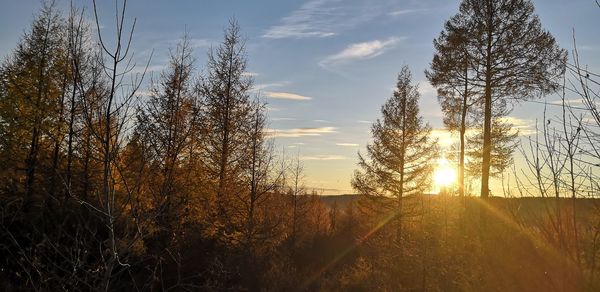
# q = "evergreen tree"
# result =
<box><xmin>0</xmin><ymin>1</ymin><xmax>67</xmax><ymax>212</ymax></box>
<box><xmin>352</xmin><ymin>66</ymin><xmax>437</xmax><ymax>241</ymax></box>
<box><xmin>466</xmin><ymin>116</ymin><xmax>519</xmax><ymax>181</ymax></box>
<box><xmin>199</xmin><ymin>19</ymin><xmax>254</xmax><ymax>235</ymax></box>
<box><xmin>236</xmin><ymin>98</ymin><xmax>284</xmax><ymax>249</ymax></box>
<box><xmin>426</xmin><ymin>16</ymin><xmax>478</xmax><ymax>197</ymax></box>
<box><xmin>444</xmin><ymin>0</ymin><xmax>566</xmax><ymax>197</ymax></box>
<box><xmin>136</xmin><ymin>36</ymin><xmax>198</xmax><ymax>248</ymax></box>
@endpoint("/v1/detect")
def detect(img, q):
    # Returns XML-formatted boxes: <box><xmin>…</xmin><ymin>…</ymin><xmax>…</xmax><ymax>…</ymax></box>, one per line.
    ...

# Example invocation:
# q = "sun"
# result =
<box><xmin>433</xmin><ymin>157</ymin><xmax>457</xmax><ymax>190</ymax></box>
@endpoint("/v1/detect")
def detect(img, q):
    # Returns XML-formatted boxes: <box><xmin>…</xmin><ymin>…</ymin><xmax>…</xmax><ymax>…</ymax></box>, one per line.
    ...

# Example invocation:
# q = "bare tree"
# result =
<box><xmin>91</xmin><ymin>0</ymin><xmax>149</xmax><ymax>289</ymax></box>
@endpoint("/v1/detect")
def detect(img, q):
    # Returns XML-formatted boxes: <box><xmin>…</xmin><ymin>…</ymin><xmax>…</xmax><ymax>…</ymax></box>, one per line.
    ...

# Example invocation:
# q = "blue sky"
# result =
<box><xmin>1</xmin><ymin>0</ymin><xmax>599</xmax><ymax>194</ymax></box>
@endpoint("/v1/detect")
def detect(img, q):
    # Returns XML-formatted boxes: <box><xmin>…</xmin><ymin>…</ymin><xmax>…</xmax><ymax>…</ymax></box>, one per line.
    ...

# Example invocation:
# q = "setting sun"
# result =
<box><xmin>433</xmin><ymin>158</ymin><xmax>457</xmax><ymax>189</ymax></box>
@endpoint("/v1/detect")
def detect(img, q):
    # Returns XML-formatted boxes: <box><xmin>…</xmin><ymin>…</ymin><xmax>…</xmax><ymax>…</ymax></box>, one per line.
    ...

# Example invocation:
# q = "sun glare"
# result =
<box><xmin>433</xmin><ymin>158</ymin><xmax>457</xmax><ymax>190</ymax></box>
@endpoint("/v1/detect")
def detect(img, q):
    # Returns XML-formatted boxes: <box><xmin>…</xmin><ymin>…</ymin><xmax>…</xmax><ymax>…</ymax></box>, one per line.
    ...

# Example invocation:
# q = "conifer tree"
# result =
<box><xmin>136</xmin><ymin>36</ymin><xmax>198</xmax><ymax>247</ymax></box>
<box><xmin>426</xmin><ymin>17</ymin><xmax>478</xmax><ymax>197</ymax></box>
<box><xmin>466</xmin><ymin>116</ymin><xmax>519</xmax><ymax>180</ymax></box>
<box><xmin>352</xmin><ymin>66</ymin><xmax>437</xmax><ymax>240</ymax></box>
<box><xmin>442</xmin><ymin>0</ymin><xmax>566</xmax><ymax>197</ymax></box>
<box><xmin>199</xmin><ymin>19</ymin><xmax>254</xmax><ymax>234</ymax></box>
<box><xmin>0</xmin><ymin>1</ymin><xmax>67</xmax><ymax>212</ymax></box>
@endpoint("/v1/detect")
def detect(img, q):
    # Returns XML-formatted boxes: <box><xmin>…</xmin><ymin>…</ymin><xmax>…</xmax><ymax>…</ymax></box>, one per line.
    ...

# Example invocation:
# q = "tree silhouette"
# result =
<box><xmin>199</xmin><ymin>19</ymin><xmax>255</xmax><ymax>239</ymax></box>
<box><xmin>443</xmin><ymin>0</ymin><xmax>566</xmax><ymax>197</ymax></box>
<box><xmin>352</xmin><ymin>65</ymin><xmax>437</xmax><ymax>241</ymax></box>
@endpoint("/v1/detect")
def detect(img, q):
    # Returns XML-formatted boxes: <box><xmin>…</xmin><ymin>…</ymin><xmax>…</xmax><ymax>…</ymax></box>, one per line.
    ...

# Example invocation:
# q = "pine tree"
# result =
<box><xmin>199</xmin><ymin>19</ymin><xmax>254</xmax><ymax>234</ymax></box>
<box><xmin>466</xmin><ymin>116</ymin><xmax>519</xmax><ymax>181</ymax></box>
<box><xmin>238</xmin><ymin>99</ymin><xmax>283</xmax><ymax>248</ymax></box>
<box><xmin>136</xmin><ymin>36</ymin><xmax>198</xmax><ymax>248</ymax></box>
<box><xmin>352</xmin><ymin>66</ymin><xmax>437</xmax><ymax>241</ymax></box>
<box><xmin>0</xmin><ymin>1</ymin><xmax>67</xmax><ymax>212</ymax></box>
<box><xmin>426</xmin><ymin>16</ymin><xmax>478</xmax><ymax>197</ymax></box>
<box><xmin>444</xmin><ymin>0</ymin><xmax>566</xmax><ymax>197</ymax></box>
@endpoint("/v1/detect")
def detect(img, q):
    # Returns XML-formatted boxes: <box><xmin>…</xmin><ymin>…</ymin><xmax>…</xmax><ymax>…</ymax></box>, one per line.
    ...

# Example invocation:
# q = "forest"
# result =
<box><xmin>1</xmin><ymin>0</ymin><xmax>600</xmax><ymax>291</ymax></box>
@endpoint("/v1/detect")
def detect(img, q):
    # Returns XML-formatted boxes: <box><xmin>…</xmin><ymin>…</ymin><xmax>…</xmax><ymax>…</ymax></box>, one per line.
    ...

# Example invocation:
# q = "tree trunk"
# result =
<box><xmin>459</xmin><ymin>64</ymin><xmax>468</xmax><ymax>197</ymax></box>
<box><xmin>480</xmin><ymin>1</ymin><xmax>494</xmax><ymax>199</ymax></box>
<box><xmin>397</xmin><ymin>94</ymin><xmax>407</xmax><ymax>243</ymax></box>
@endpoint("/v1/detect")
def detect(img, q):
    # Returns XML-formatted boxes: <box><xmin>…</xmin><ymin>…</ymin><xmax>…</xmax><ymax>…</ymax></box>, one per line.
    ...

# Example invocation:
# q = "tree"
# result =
<box><xmin>136</xmin><ymin>35</ymin><xmax>198</xmax><ymax>249</ymax></box>
<box><xmin>288</xmin><ymin>152</ymin><xmax>307</xmax><ymax>248</ymax></box>
<box><xmin>0</xmin><ymin>0</ymin><xmax>67</xmax><ymax>213</ymax></box>
<box><xmin>199</xmin><ymin>19</ymin><xmax>254</xmax><ymax>235</ymax></box>
<box><xmin>466</xmin><ymin>116</ymin><xmax>519</xmax><ymax>180</ymax></box>
<box><xmin>63</xmin><ymin>4</ymin><xmax>95</xmax><ymax>200</ymax></box>
<box><xmin>237</xmin><ymin>99</ymin><xmax>284</xmax><ymax>249</ymax></box>
<box><xmin>445</xmin><ymin>0</ymin><xmax>566</xmax><ymax>197</ymax></box>
<box><xmin>91</xmin><ymin>0</ymin><xmax>148</xmax><ymax>288</ymax></box>
<box><xmin>352</xmin><ymin>66</ymin><xmax>437</xmax><ymax>241</ymax></box>
<box><xmin>426</xmin><ymin>15</ymin><xmax>479</xmax><ymax>197</ymax></box>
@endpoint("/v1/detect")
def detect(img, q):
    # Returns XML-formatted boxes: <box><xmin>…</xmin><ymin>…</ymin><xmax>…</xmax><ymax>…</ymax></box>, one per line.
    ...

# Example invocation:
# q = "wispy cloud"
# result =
<box><xmin>548</xmin><ymin>98</ymin><xmax>600</xmax><ymax>107</ymax></box>
<box><xmin>242</xmin><ymin>72</ymin><xmax>260</xmax><ymax>77</ymax></box>
<box><xmin>305</xmin><ymin>187</ymin><xmax>354</xmax><ymax>194</ymax></box>
<box><xmin>499</xmin><ymin>116</ymin><xmax>533</xmax><ymax>127</ymax></box>
<box><xmin>263</xmin><ymin>0</ymin><xmax>338</xmax><ymax>39</ymax></box>
<box><xmin>263</xmin><ymin>0</ymin><xmax>383</xmax><ymax>39</ymax></box>
<box><xmin>357</xmin><ymin>120</ymin><xmax>372</xmax><ymax>124</ymax></box>
<box><xmin>271</xmin><ymin>117</ymin><xmax>297</xmax><ymax>121</ymax></box>
<box><xmin>336</xmin><ymin>143</ymin><xmax>359</xmax><ymax>147</ymax></box>
<box><xmin>253</xmin><ymin>81</ymin><xmax>290</xmax><ymax>91</ymax></box>
<box><xmin>266</xmin><ymin>127</ymin><xmax>337</xmax><ymax>138</ymax></box>
<box><xmin>265</xmin><ymin>91</ymin><xmax>312</xmax><ymax>101</ymax></box>
<box><xmin>302</xmin><ymin>155</ymin><xmax>347</xmax><ymax>161</ymax></box>
<box><xmin>319</xmin><ymin>37</ymin><xmax>402</xmax><ymax>68</ymax></box>
<box><xmin>498</xmin><ymin>116</ymin><xmax>536</xmax><ymax>136</ymax></box>
<box><xmin>389</xmin><ymin>9</ymin><xmax>427</xmax><ymax>17</ymax></box>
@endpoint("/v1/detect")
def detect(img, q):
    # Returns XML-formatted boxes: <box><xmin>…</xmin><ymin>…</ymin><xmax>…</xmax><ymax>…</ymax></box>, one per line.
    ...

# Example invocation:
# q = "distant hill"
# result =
<box><xmin>319</xmin><ymin>194</ymin><xmax>360</xmax><ymax>209</ymax></box>
<box><xmin>320</xmin><ymin>194</ymin><xmax>600</xmax><ymax>212</ymax></box>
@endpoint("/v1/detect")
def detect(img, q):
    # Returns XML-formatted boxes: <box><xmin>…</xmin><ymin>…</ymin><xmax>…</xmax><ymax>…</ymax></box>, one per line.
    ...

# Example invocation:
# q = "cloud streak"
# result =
<box><xmin>266</xmin><ymin>127</ymin><xmax>337</xmax><ymax>138</ymax></box>
<box><xmin>265</xmin><ymin>91</ymin><xmax>312</xmax><ymax>100</ymax></box>
<box><xmin>263</xmin><ymin>0</ymin><xmax>384</xmax><ymax>39</ymax></box>
<box><xmin>336</xmin><ymin>143</ymin><xmax>359</xmax><ymax>147</ymax></box>
<box><xmin>263</xmin><ymin>0</ymin><xmax>339</xmax><ymax>39</ymax></box>
<box><xmin>389</xmin><ymin>9</ymin><xmax>427</xmax><ymax>17</ymax></box>
<box><xmin>302</xmin><ymin>155</ymin><xmax>347</xmax><ymax>161</ymax></box>
<box><xmin>498</xmin><ymin>116</ymin><xmax>536</xmax><ymax>136</ymax></box>
<box><xmin>271</xmin><ymin>117</ymin><xmax>297</xmax><ymax>121</ymax></box>
<box><xmin>253</xmin><ymin>81</ymin><xmax>290</xmax><ymax>91</ymax></box>
<box><xmin>319</xmin><ymin>37</ymin><xmax>402</xmax><ymax>68</ymax></box>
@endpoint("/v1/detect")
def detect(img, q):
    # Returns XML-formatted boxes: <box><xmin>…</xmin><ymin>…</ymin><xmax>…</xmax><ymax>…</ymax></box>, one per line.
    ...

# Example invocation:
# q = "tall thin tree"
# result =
<box><xmin>352</xmin><ymin>66</ymin><xmax>437</xmax><ymax>241</ymax></box>
<box><xmin>199</xmin><ymin>19</ymin><xmax>253</xmax><ymax>232</ymax></box>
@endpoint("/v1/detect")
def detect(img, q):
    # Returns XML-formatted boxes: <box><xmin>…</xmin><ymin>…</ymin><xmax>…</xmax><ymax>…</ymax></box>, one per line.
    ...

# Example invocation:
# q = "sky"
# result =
<box><xmin>1</xmin><ymin>0</ymin><xmax>599</xmax><ymax>195</ymax></box>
